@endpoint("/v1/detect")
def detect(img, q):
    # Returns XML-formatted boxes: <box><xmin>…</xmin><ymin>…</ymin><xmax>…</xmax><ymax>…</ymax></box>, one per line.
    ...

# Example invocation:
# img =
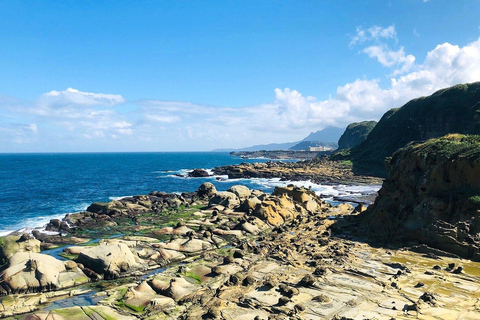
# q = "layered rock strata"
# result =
<box><xmin>362</xmin><ymin>134</ymin><xmax>480</xmax><ymax>260</ymax></box>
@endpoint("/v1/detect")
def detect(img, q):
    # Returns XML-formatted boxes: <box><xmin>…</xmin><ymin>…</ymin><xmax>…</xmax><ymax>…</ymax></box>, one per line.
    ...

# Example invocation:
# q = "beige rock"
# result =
<box><xmin>239</xmin><ymin>197</ymin><xmax>261</xmax><ymax>212</ymax></box>
<box><xmin>0</xmin><ymin>252</ymin><xmax>87</xmax><ymax>294</ymax></box>
<box><xmin>155</xmin><ymin>225</ymin><xmax>195</xmax><ymax>235</ymax></box>
<box><xmin>197</xmin><ymin>182</ymin><xmax>217</xmax><ymax>197</ymax></box>
<box><xmin>208</xmin><ymin>191</ymin><xmax>240</xmax><ymax>209</ymax></box>
<box><xmin>124</xmin><ymin>280</ymin><xmax>174</xmax><ymax>312</ymax></box>
<box><xmin>150</xmin><ymin>276</ymin><xmax>199</xmax><ymax>301</ymax></box>
<box><xmin>0</xmin><ymin>235</ymin><xmax>41</xmax><ymax>262</ymax></box>
<box><xmin>156</xmin><ymin>238</ymin><xmax>212</xmax><ymax>253</ymax></box>
<box><xmin>228</xmin><ymin>185</ymin><xmax>252</xmax><ymax>200</ymax></box>
<box><xmin>75</xmin><ymin>243</ymin><xmax>140</xmax><ymax>279</ymax></box>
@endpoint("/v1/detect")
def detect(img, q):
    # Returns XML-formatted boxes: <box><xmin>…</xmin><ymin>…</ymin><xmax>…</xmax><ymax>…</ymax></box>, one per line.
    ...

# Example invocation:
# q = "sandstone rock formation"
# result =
<box><xmin>213</xmin><ymin>157</ymin><xmax>381</xmax><ymax>185</ymax></box>
<box><xmin>0</xmin><ymin>234</ymin><xmax>40</xmax><ymax>264</ymax></box>
<box><xmin>197</xmin><ymin>182</ymin><xmax>217</xmax><ymax>197</ymax></box>
<box><xmin>208</xmin><ymin>191</ymin><xmax>240</xmax><ymax>209</ymax></box>
<box><xmin>362</xmin><ymin>134</ymin><xmax>480</xmax><ymax>259</ymax></box>
<box><xmin>0</xmin><ymin>252</ymin><xmax>88</xmax><ymax>294</ymax></box>
<box><xmin>75</xmin><ymin>243</ymin><xmax>140</xmax><ymax>279</ymax></box>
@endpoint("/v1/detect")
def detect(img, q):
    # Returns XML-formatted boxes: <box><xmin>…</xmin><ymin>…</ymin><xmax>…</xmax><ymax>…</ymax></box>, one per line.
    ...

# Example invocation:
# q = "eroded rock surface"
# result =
<box><xmin>363</xmin><ymin>134</ymin><xmax>480</xmax><ymax>260</ymax></box>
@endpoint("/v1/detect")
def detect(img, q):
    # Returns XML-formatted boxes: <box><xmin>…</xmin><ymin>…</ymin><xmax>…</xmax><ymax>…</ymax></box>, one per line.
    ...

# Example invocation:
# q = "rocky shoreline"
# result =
<box><xmin>213</xmin><ymin>156</ymin><xmax>383</xmax><ymax>185</ymax></box>
<box><xmin>1</xmin><ymin>181</ymin><xmax>479</xmax><ymax>319</ymax></box>
<box><xmin>230</xmin><ymin>151</ymin><xmax>324</xmax><ymax>160</ymax></box>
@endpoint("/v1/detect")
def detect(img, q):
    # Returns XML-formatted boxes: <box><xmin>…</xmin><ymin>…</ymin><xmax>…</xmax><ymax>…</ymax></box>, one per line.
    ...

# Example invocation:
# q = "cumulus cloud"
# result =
<box><xmin>353</xmin><ymin>25</ymin><xmax>416</xmax><ymax>76</ymax></box>
<box><xmin>1</xmin><ymin>31</ymin><xmax>480</xmax><ymax>151</ymax></box>
<box><xmin>137</xmin><ymin>33</ymin><xmax>480</xmax><ymax>150</ymax></box>
<box><xmin>362</xmin><ymin>45</ymin><xmax>416</xmax><ymax>75</ymax></box>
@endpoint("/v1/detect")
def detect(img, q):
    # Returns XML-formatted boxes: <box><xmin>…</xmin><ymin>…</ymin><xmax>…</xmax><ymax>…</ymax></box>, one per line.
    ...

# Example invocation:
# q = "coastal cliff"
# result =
<box><xmin>335</xmin><ymin>82</ymin><xmax>480</xmax><ymax>176</ymax></box>
<box><xmin>361</xmin><ymin>134</ymin><xmax>480</xmax><ymax>259</ymax></box>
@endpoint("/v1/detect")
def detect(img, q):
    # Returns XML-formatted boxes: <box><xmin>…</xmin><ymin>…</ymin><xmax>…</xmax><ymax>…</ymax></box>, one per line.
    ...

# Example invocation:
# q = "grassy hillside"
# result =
<box><xmin>337</xmin><ymin>120</ymin><xmax>377</xmax><ymax>150</ymax></box>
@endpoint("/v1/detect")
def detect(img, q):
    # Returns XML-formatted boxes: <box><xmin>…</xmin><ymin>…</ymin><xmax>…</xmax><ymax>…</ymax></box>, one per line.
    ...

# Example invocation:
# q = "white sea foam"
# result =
<box><xmin>211</xmin><ymin>173</ymin><xmax>381</xmax><ymax>202</ymax></box>
<box><xmin>109</xmin><ymin>195</ymin><xmax>134</xmax><ymax>201</ymax></box>
<box><xmin>0</xmin><ymin>202</ymin><xmax>92</xmax><ymax>237</ymax></box>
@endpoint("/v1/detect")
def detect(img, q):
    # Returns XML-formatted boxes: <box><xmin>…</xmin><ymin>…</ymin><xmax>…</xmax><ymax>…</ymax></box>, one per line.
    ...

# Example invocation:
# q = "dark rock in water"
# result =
<box><xmin>188</xmin><ymin>169</ymin><xmax>210</xmax><ymax>177</ymax></box>
<box><xmin>361</xmin><ymin>134</ymin><xmax>480</xmax><ymax>260</ymax></box>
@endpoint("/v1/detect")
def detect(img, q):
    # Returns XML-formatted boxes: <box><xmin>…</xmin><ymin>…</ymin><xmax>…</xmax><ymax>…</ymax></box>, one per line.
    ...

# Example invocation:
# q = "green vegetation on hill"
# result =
<box><xmin>333</xmin><ymin>82</ymin><xmax>480</xmax><ymax>177</ymax></box>
<box><xmin>337</xmin><ymin>120</ymin><xmax>377</xmax><ymax>150</ymax></box>
<box><xmin>406</xmin><ymin>133</ymin><xmax>480</xmax><ymax>161</ymax></box>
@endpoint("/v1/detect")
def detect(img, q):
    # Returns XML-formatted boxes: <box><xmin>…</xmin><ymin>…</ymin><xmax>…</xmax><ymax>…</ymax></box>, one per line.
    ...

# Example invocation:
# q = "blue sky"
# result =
<box><xmin>1</xmin><ymin>0</ymin><xmax>480</xmax><ymax>152</ymax></box>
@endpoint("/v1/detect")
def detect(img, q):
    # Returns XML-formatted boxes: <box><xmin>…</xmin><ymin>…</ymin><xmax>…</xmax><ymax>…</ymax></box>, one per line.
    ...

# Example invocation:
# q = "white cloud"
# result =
<box><xmin>362</xmin><ymin>45</ymin><xmax>416</xmax><ymax>75</ymax></box>
<box><xmin>41</xmin><ymin>87</ymin><xmax>125</xmax><ymax>107</ymax></box>
<box><xmin>0</xmin><ymin>122</ymin><xmax>38</xmax><ymax>144</ymax></box>
<box><xmin>147</xmin><ymin>115</ymin><xmax>181</xmax><ymax>123</ymax></box>
<box><xmin>1</xmin><ymin>33</ymin><xmax>480</xmax><ymax>151</ymax></box>
<box><xmin>350</xmin><ymin>25</ymin><xmax>397</xmax><ymax>46</ymax></box>
<box><xmin>137</xmin><ymin>35</ymin><xmax>480</xmax><ymax>150</ymax></box>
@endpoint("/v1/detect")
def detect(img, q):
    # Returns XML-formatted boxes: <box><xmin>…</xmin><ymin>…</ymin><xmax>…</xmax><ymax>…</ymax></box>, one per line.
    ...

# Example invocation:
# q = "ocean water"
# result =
<box><xmin>0</xmin><ymin>152</ymin><xmax>380</xmax><ymax>235</ymax></box>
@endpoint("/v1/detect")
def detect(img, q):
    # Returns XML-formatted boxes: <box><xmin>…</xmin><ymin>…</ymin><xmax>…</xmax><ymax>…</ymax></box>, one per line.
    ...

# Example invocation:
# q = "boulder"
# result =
<box><xmin>86</xmin><ymin>200</ymin><xmax>126</xmax><ymax>215</ymax></box>
<box><xmin>228</xmin><ymin>185</ymin><xmax>251</xmax><ymax>200</ymax></box>
<box><xmin>273</xmin><ymin>186</ymin><xmax>322</xmax><ymax>213</ymax></box>
<box><xmin>155</xmin><ymin>225</ymin><xmax>195</xmax><ymax>235</ymax></box>
<box><xmin>273</xmin><ymin>186</ymin><xmax>314</xmax><ymax>203</ymax></box>
<box><xmin>155</xmin><ymin>238</ymin><xmax>213</xmax><ymax>253</ymax></box>
<box><xmin>123</xmin><ymin>280</ymin><xmax>175</xmax><ymax>312</ymax></box>
<box><xmin>0</xmin><ymin>252</ymin><xmax>88</xmax><ymax>294</ymax></box>
<box><xmin>208</xmin><ymin>191</ymin><xmax>240</xmax><ymax>209</ymax></box>
<box><xmin>197</xmin><ymin>182</ymin><xmax>217</xmax><ymax>197</ymax></box>
<box><xmin>239</xmin><ymin>197</ymin><xmax>261</xmax><ymax>212</ymax></box>
<box><xmin>150</xmin><ymin>276</ymin><xmax>199</xmax><ymax>301</ymax></box>
<box><xmin>253</xmin><ymin>195</ymin><xmax>297</xmax><ymax>226</ymax></box>
<box><xmin>0</xmin><ymin>234</ymin><xmax>41</xmax><ymax>263</ymax></box>
<box><xmin>75</xmin><ymin>243</ymin><xmax>140</xmax><ymax>279</ymax></box>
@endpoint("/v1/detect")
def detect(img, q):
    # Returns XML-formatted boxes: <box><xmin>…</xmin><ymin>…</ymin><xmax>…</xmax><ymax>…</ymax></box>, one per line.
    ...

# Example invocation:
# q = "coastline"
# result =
<box><xmin>0</xmin><ymin>153</ymin><xmax>382</xmax><ymax>238</ymax></box>
<box><xmin>0</xmin><ymin>172</ymin><xmax>381</xmax><ymax>237</ymax></box>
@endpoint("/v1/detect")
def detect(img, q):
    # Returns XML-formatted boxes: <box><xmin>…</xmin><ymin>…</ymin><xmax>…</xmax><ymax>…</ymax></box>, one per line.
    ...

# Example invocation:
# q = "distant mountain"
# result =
<box><xmin>212</xmin><ymin>126</ymin><xmax>345</xmax><ymax>152</ymax></box>
<box><xmin>302</xmin><ymin>126</ymin><xmax>345</xmax><ymax>143</ymax></box>
<box><xmin>213</xmin><ymin>141</ymin><xmax>300</xmax><ymax>152</ymax></box>
<box><xmin>289</xmin><ymin>141</ymin><xmax>338</xmax><ymax>151</ymax></box>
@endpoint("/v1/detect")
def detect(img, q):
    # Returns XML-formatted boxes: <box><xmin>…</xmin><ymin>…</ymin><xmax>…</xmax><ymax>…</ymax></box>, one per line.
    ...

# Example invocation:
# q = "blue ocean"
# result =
<box><xmin>0</xmin><ymin>152</ymin><xmax>380</xmax><ymax>235</ymax></box>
